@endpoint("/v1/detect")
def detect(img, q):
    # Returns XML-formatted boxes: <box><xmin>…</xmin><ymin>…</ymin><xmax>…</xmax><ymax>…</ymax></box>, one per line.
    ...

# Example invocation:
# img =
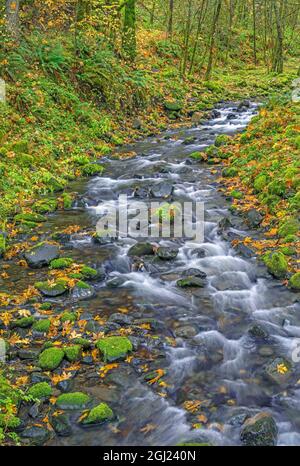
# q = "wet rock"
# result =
<box><xmin>218</xmin><ymin>216</ymin><xmax>233</xmax><ymax>232</ymax></box>
<box><xmin>181</xmin><ymin>268</ymin><xmax>207</xmax><ymax>279</ymax></box>
<box><xmin>191</xmin><ymin>112</ymin><xmax>204</xmax><ymax>125</ymax></box>
<box><xmin>245</xmin><ymin>209</ymin><xmax>263</xmax><ymax>228</ymax></box>
<box><xmin>228</xmin><ymin>412</ymin><xmax>250</xmax><ymax>427</ymax></box>
<box><xmin>156</xmin><ymin>247</ymin><xmax>178</xmax><ymax>260</ymax></box>
<box><xmin>96</xmin><ymin>336</ymin><xmax>133</xmax><ymax>362</ymax></box>
<box><xmin>177</xmin><ymin>277</ymin><xmax>207</xmax><ymax>288</ymax></box>
<box><xmin>238</xmin><ymin>100</ymin><xmax>250</xmax><ymax>111</ymax></box>
<box><xmin>150</xmin><ymin>182</ymin><xmax>174</xmax><ymax>199</ymax></box>
<box><xmin>264</xmin><ymin>357</ymin><xmax>292</xmax><ymax>384</ymax></box>
<box><xmin>182</xmin><ymin>136</ymin><xmax>197</xmax><ymax>145</ymax></box>
<box><xmin>21</xmin><ymin>426</ymin><xmax>51</xmax><ymax>445</ymax></box>
<box><xmin>31</xmin><ymin>373</ymin><xmax>51</xmax><ymax>384</ymax></box>
<box><xmin>56</xmin><ymin>392</ymin><xmax>91</xmax><ymax>410</ymax></box>
<box><xmin>211</xmin><ymin>273</ymin><xmax>249</xmax><ymax>291</ymax></box>
<box><xmin>85</xmin><ymin>320</ymin><xmax>103</xmax><ymax>333</ymax></box>
<box><xmin>50</xmin><ymin>413</ymin><xmax>72</xmax><ymax>437</ymax></box>
<box><xmin>210</xmin><ymin>109</ymin><xmax>221</xmax><ymax>119</ymax></box>
<box><xmin>106</xmin><ymin>276</ymin><xmax>127</xmax><ymax>288</ymax></box>
<box><xmin>57</xmin><ymin>378</ymin><xmax>74</xmax><ymax>393</ymax></box>
<box><xmin>258</xmin><ymin>346</ymin><xmax>275</xmax><ymax>357</ymax></box>
<box><xmin>240</xmin><ymin>412</ymin><xmax>278</xmax><ymax>446</ymax></box>
<box><xmin>70</xmin><ymin>282</ymin><xmax>95</xmax><ymax>301</ymax></box>
<box><xmin>18</xmin><ymin>349</ymin><xmax>40</xmax><ymax>360</ymax></box>
<box><xmin>227</xmin><ymin>112</ymin><xmax>236</xmax><ymax>120</ymax></box>
<box><xmin>79</xmin><ymin>403</ymin><xmax>114</xmax><ymax>426</ymax></box>
<box><xmin>35</xmin><ymin>280</ymin><xmax>68</xmax><ymax>297</ymax></box>
<box><xmin>109</xmin><ymin>313</ymin><xmax>132</xmax><ymax>325</ymax></box>
<box><xmin>160</xmin><ymin>272</ymin><xmax>181</xmax><ymax>282</ymax></box>
<box><xmin>233</xmin><ymin>242</ymin><xmax>255</xmax><ymax>258</ymax></box>
<box><xmin>28</xmin><ymin>402</ymin><xmax>41</xmax><ymax>419</ymax></box>
<box><xmin>248</xmin><ymin>325</ymin><xmax>269</xmax><ymax>340</ymax></box>
<box><xmin>82</xmin><ymin>355</ymin><xmax>94</xmax><ymax>365</ymax></box>
<box><xmin>24</xmin><ymin>242</ymin><xmax>60</xmax><ymax>268</ymax></box>
<box><xmin>191</xmin><ymin>248</ymin><xmax>206</xmax><ymax>258</ymax></box>
<box><xmin>175</xmin><ymin>325</ymin><xmax>198</xmax><ymax>338</ymax></box>
<box><xmin>128</xmin><ymin>242</ymin><xmax>154</xmax><ymax>257</ymax></box>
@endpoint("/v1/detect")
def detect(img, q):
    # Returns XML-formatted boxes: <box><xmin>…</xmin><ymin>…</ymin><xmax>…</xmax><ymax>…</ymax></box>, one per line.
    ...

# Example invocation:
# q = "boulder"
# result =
<box><xmin>240</xmin><ymin>412</ymin><xmax>278</xmax><ymax>446</ymax></box>
<box><xmin>156</xmin><ymin>247</ymin><xmax>179</xmax><ymax>260</ymax></box>
<box><xmin>264</xmin><ymin>357</ymin><xmax>292</xmax><ymax>384</ymax></box>
<box><xmin>24</xmin><ymin>242</ymin><xmax>60</xmax><ymax>268</ymax></box>
<box><xmin>128</xmin><ymin>242</ymin><xmax>154</xmax><ymax>257</ymax></box>
<box><xmin>150</xmin><ymin>182</ymin><xmax>174</xmax><ymax>199</ymax></box>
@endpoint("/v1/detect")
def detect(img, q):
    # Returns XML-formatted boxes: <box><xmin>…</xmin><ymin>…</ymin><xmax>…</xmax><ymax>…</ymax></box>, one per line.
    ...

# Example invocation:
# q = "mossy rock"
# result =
<box><xmin>61</xmin><ymin>312</ymin><xmax>77</xmax><ymax>323</ymax></box>
<box><xmin>0</xmin><ymin>413</ymin><xmax>21</xmax><ymax>429</ymax></box>
<box><xmin>280</xmin><ymin>246</ymin><xmax>296</xmax><ymax>256</ymax></box>
<box><xmin>33</xmin><ymin>319</ymin><xmax>51</xmax><ymax>333</ymax></box>
<box><xmin>263</xmin><ymin>251</ymin><xmax>288</xmax><ymax>279</ymax></box>
<box><xmin>215</xmin><ymin>134</ymin><xmax>230</xmax><ymax>147</ymax></box>
<box><xmin>39</xmin><ymin>347</ymin><xmax>65</xmax><ymax>371</ymax></box>
<box><xmin>205</xmin><ymin>145</ymin><xmax>219</xmax><ymax>158</ymax></box>
<box><xmin>71</xmin><ymin>338</ymin><xmax>91</xmax><ymax>350</ymax></box>
<box><xmin>222</xmin><ymin>167</ymin><xmax>238</xmax><ymax>177</ymax></box>
<box><xmin>11</xmin><ymin>140</ymin><xmax>29</xmax><ymax>153</ymax></box>
<box><xmin>278</xmin><ymin>219</ymin><xmax>300</xmax><ymax>238</ymax></box>
<box><xmin>189</xmin><ymin>151</ymin><xmax>206</xmax><ymax>161</ymax></box>
<box><xmin>288</xmin><ymin>273</ymin><xmax>300</xmax><ymax>291</ymax></box>
<box><xmin>0</xmin><ymin>233</ymin><xmax>6</xmax><ymax>257</ymax></box>
<box><xmin>62</xmin><ymin>192</ymin><xmax>73</xmax><ymax>209</ymax></box>
<box><xmin>49</xmin><ymin>257</ymin><xmax>74</xmax><ymax>269</ymax></box>
<box><xmin>33</xmin><ymin>199</ymin><xmax>58</xmax><ymax>214</ymax></box>
<box><xmin>230</xmin><ymin>190</ymin><xmax>243</xmax><ymax>199</ymax></box>
<box><xmin>254</xmin><ymin>174</ymin><xmax>268</xmax><ymax>192</ymax></box>
<box><xmin>35</xmin><ymin>279</ymin><xmax>68</xmax><ymax>297</ymax></box>
<box><xmin>40</xmin><ymin>302</ymin><xmax>52</xmax><ymax>310</ymax></box>
<box><xmin>64</xmin><ymin>345</ymin><xmax>82</xmax><ymax>362</ymax></box>
<box><xmin>80</xmin><ymin>266</ymin><xmax>98</xmax><ymax>280</ymax></box>
<box><xmin>81</xmin><ymin>163</ymin><xmax>104</xmax><ymax>176</ymax></box>
<box><xmin>96</xmin><ymin>336</ymin><xmax>133</xmax><ymax>362</ymax></box>
<box><xmin>28</xmin><ymin>382</ymin><xmax>52</xmax><ymax>400</ymax></box>
<box><xmin>80</xmin><ymin>403</ymin><xmax>114</xmax><ymax>425</ymax></box>
<box><xmin>268</xmin><ymin>180</ymin><xmax>286</xmax><ymax>197</ymax></box>
<box><xmin>164</xmin><ymin>100</ymin><xmax>183</xmax><ymax>112</ymax></box>
<box><xmin>11</xmin><ymin>316</ymin><xmax>35</xmax><ymax>329</ymax></box>
<box><xmin>56</xmin><ymin>392</ymin><xmax>91</xmax><ymax>410</ymax></box>
<box><xmin>15</xmin><ymin>212</ymin><xmax>46</xmax><ymax>224</ymax></box>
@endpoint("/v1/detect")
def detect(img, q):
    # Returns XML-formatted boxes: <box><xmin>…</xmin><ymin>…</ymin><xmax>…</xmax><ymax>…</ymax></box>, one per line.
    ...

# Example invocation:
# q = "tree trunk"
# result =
<box><xmin>272</xmin><ymin>0</ymin><xmax>284</xmax><ymax>73</ymax></box>
<box><xmin>205</xmin><ymin>0</ymin><xmax>222</xmax><ymax>81</ymax></box>
<box><xmin>123</xmin><ymin>0</ymin><xmax>136</xmax><ymax>61</ymax></box>
<box><xmin>5</xmin><ymin>0</ymin><xmax>20</xmax><ymax>39</ymax></box>
<box><xmin>253</xmin><ymin>0</ymin><xmax>257</xmax><ymax>65</ymax></box>
<box><xmin>167</xmin><ymin>0</ymin><xmax>174</xmax><ymax>39</ymax></box>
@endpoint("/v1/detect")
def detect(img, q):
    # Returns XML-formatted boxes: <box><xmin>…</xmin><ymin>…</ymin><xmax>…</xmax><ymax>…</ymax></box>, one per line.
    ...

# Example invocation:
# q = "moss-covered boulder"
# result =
<box><xmin>263</xmin><ymin>251</ymin><xmax>288</xmax><ymax>279</ymax></box>
<box><xmin>253</xmin><ymin>174</ymin><xmax>268</xmax><ymax>192</ymax></box>
<box><xmin>215</xmin><ymin>134</ymin><xmax>230</xmax><ymax>147</ymax></box>
<box><xmin>70</xmin><ymin>281</ymin><xmax>95</xmax><ymax>300</ymax></box>
<box><xmin>64</xmin><ymin>345</ymin><xmax>82</xmax><ymax>362</ymax></box>
<box><xmin>28</xmin><ymin>382</ymin><xmax>52</xmax><ymax>400</ymax></box>
<box><xmin>0</xmin><ymin>233</ymin><xmax>6</xmax><ymax>258</ymax></box>
<box><xmin>15</xmin><ymin>212</ymin><xmax>46</xmax><ymax>224</ymax></box>
<box><xmin>278</xmin><ymin>219</ymin><xmax>299</xmax><ymax>238</ymax></box>
<box><xmin>127</xmin><ymin>242</ymin><xmax>154</xmax><ymax>257</ymax></box>
<box><xmin>80</xmin><ymin>403</ymin><xmax>114</xmax><ymax>426</ymax></box>
<box><xmin>82</xmin><ymin>163</ymin><xmax>104</xmax><ymax>176</ymax></box>
<box><xmin>11</xmin><ymin>316</ymin><xmax>35</xmax><ymax>329</ymax></box>
<box><xmin>33</xmin><ymin>319</ymin><xmax>51</xmax><ymax>333</ymax></box>
<box><xmin>61</xmin><ymin>312</ymin><xmax>77</xmax><ymax>324</ymax></box>
<box><xmin>24</xmin><ymin>242</ymin><xmax>60</xmax><ymax>268</ymax></box>
<box><xmin>164</xmin><ymin>100</ymin><xmax>183</xmax><ymax>112</ymax></box>
<box><xmin>288</xmin><ymin>273</ymin><xmax>300</xmax><ymax>291</ymax></box>
<box><xmin>222</xmin><ymin>167</ymin><xmax>238</xmax><ymax>177</ymax></box>
<box><xmin>80</xmin><ymin>265</ymin><xmax>99</xmax><ymax>280</ymax></box>
<box><xmin>33</xmin><ymin>199</ymin><xmax>58</xmax><ymax>214</ymax></box>
<box><xmin>39</xmin><ymin>347</ymin><xmax>65</xmax><ymax>371</ymax></box>
<box><xmin>35</xmin><ymin>279</ymin><xmax>68</xmax><ymax>297</ymax></box>
<box><xmin>56</xmin><ymin>392</ymin><xmax>91</xmax><ymax>410</ymax></box>
<box><xmin>240</xmin><ymin>412</ymin><xmax>278</xmax><ymax>446</ymax></box>
<box><xmin>49</xmin><ymin>257</ymin><xmax>73</xmax><ymax>269</ymax></box>
<box><xmin>71</xmin><ymin>338</ymin><xmax>91</xmax><ymax>350</ymax></box>
<box><xmin>96</xmin><ymin>336</ymin><xmax>133</xmax><ymax>362</ymax></box>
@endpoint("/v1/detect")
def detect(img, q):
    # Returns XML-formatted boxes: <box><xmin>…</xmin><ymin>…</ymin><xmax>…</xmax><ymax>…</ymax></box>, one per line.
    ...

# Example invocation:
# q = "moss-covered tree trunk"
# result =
<box><xmin>5</xmin><ymin>0</ymin><xmax>20</xmax><ymax>39</ymax></box>
<box><xmin>272</xmin><ymin>0</ymin><xmax>284</xmax><ymax>73</ymax></box>
<box><xmin>122</xmin><ymin>0</ymin><xmax>136</xmax><ymax>61</ymax></box>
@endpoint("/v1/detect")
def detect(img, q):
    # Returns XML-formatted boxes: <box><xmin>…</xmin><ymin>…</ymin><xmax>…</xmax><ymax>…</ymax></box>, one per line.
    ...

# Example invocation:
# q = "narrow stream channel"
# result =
<box><xmin>4</xmin><ymin>102</ymin><xmax>300</xmax><ymax>446</ymax></box>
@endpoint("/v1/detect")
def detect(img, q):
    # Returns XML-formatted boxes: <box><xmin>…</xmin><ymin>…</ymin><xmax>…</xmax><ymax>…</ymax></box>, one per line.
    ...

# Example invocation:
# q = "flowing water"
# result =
<box><xmin>4</xmin><ymin>102</ymin><xmax>300</xmax><ymax>446</ymax></box>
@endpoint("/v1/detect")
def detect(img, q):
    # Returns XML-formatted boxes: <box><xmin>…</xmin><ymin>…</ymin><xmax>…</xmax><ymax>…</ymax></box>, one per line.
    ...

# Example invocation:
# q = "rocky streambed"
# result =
<box><xmin>1</xmin><ymin>102</ymin><xmax>300</xmax><ymax>446</ymax></box>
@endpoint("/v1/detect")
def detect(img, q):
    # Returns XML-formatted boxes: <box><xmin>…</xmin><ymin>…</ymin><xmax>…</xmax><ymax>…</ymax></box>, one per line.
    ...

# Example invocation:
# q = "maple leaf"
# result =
<box><xmin>147</xmin><ymin>369</ymin><xmax>165</xmax><ymax>385</ymax></box>
<box><xmin>140</xmin><ymin>423</ymin><xmax>157</xmax><ymax>434</ymax></box>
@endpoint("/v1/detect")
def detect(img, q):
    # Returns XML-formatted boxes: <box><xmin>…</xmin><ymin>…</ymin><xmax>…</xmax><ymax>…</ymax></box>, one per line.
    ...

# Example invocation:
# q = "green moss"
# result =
<box><xmin>268</xmin><ymin>180</ymin><xmax>286</xmax><ymax>197</ymax></box>
<box><xmin>230</xmin><ymin>190</ymin><xmax>243</xmax><ymax>199</ymax></box>
<box><xmin>35</xmin><ymin>279</ymin><xmax>69</xmax><ymax>296</ymax></box>
<box><xmin>205</xmin><ymin>145</ymin><xmax>220</xmax><ymax>158</ymax></box>
<box><xmin>69</xmin><ymin>272</ymin><xmax>83</xmax><ymax>279</ymax></box>
<box><xmin>56</xmin><ymin>392</ymin><xmax>91</xmax><ymax>410</ymax></box>
<box><xmin>254</xmin><ymin>174</ymin><xmax>268</xmax><ymax>192</ymax></box>
<box><xmin>38</xmin><ymin>347</ymin><xmax>65</xmax><ymax>371</ymax></box>
<box><xmin>76</xmin><ymin>280</ymin><xmax>90</xmax><ymax>289</ymax></box>
<box><xmin>81</xmin><ymin>403</ymin><xmax>114</xmax><ymax>425</ymax></box>
<box><xmin>0</xmin><ymin>233</ymin><xmax>6</xmax><ymax>257</ymax></box>
<box><xmin>280</xmin><ymin>246</ymin><xmax>296</xmax><ymax>256</ymax></box>
<box><xmin>80</xmin><ymin>266</ymin><xmax>98</xmax><ymax>280</ymax></box>
<box><xmin>288</xmin><ymin>272</ymin><xmax>300</xmax><ymax>291</ymax></box>
<box><xmin>14</xmin><ymin>212</ymin><xmax>46</xmax><ymax>224</ymax></box>
<box><xmin>40</xmin><ymin>302</ymin><xmax>52</xmax><ymax>310</ymax></box>
<box><xmin>64</xmin><ymin>345</ymin><xmax>82</xmax><ymax>362</ymax></box>
<box><xmin>282</xmin><ymin>234</ymin><xmax>298</xmax><ymax>243</ymax></box>
<box><xmin>96</xmin><ymin>336</ymin><xmax>133</xmax><ymax>362</ymax></box>
<box><xmin>215</xmin><ymin>134</ymin><xmax>230</xmax><ymax>147</ymax></box>
<box><xmin>278</xmin><ymin>219</ymin><xmax>300</xmax><ymax>238</ymax></box>
<box><xmin>189</xmin><ymin>151</ymin><xmax>205</xmax><ymax>161</ymax></box>
<box><xmin>81</xmin><ymin>163</ymin><xmax>104</xmax><ymax>176</ymax></box>
<box><xmin>71</xmin><ymin>338</ymin><xmax>91</xmax><ymax>349</ymax></box>
<box><xmin>49</xmin><ymin>257</ymin><xmax>74</xmax><ymax>269</ymax></box>
<box><xmin>164</xmin><ymin>100</ymin><xmax>183</xmax><ymax>112</ymax></box>
<box><xmin>0</xmin><ymin>413</ymin><xmax>21</xmax><ymax>429</ymax></box>
<box><xmin>33</xmin><ymin>199</ymin><xmax>58</xmax><ymax>214</ymax></box>
<box><xmin>263</xmin><ymin>251</ymin><xmax>288</xmax><ymax>279</ymax></box>
<box><xmin>11</xmin><ymin>140</ymin><xmax>29</xmax><ymax>153</ymax></box>
<box><xmin>62</xmin><ymin>192</ymin><xmax>73</xmax><ymax>209</ymax></box>
<box><xmin>222</xmin><ymin>167</ymin><xmax>238</xmax><ymax>177</ymax></box>
<box><xmin>11</xmin><ymin>316</ymin><xmax>35</xmax><ymax>328</ymax></box>
<box><xmin>28</xmin><ymin>382</ymin><xmax>52</xmax><ymax>399</ymax></box>
<box><xmin>33</xmin><ymin>319</ymin><xmax>51</xmax><ymax>333</ymax></box>
<box><xmin>61</xmin><ymin>312</ymin><xmax>77</xmax><ymax>323</ymax></box>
